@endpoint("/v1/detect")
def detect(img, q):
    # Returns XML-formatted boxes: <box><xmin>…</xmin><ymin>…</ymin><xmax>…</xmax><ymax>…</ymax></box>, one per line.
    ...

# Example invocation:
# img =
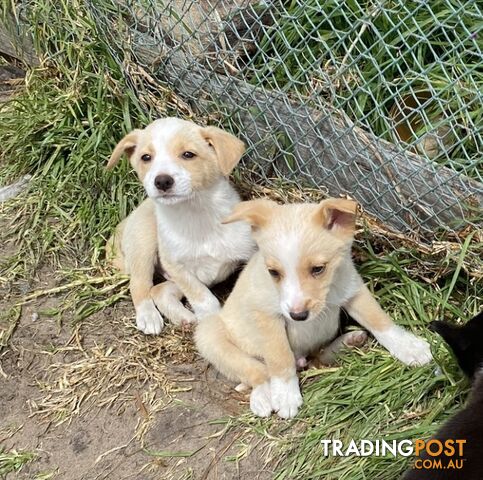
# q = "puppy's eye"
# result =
<box><xmin>268</xmin><ymin>268</ymin><xmax>281</xmax><ymax>279</ymax></box>
<box><xmin>141</xmin><ymin>154</ymin><xmax>151</xmax><ymax>162</ymax></box>
<box><xmin>311</xmin><ymin>265</ymin><xmax>326</xmax><ymax>277</ymax></box>
<box><xmin>182</xmin><ymin>151</ymin><xmax>196</xmax><ymax>159</ymax></box>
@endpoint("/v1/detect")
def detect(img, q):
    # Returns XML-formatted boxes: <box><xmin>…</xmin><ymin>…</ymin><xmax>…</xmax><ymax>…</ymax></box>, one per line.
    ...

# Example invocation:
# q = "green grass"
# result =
<box><xmin>251</xmin><ymin>0</ymin><xmax>482</xmax><ymax>176</ymax></box>
<box><xmin>0</xmin><ymin>0</ymin><xmax>167</xmax><ymax>321</ymax></box>
<box><xmin>0</xmin><ymin>448</ymin><xmax>37</xmax><ymax>477</ymax></box>
<box><xmin>0</xmin><ymin>0</ymin><xmax>151</xmax><ymax>278</ymax></box>
<box><xmin>0</xmin><ymin>1</ymin><xmax>482</xmax><ymax>479</ymax></box>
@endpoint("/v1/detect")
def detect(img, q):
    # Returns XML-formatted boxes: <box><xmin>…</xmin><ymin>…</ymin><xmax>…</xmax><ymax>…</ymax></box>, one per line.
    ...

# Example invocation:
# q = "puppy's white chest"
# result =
<box><xmin>172</xmin><ymin>232</ymin><xmax>235</xmax><ymax>282</ymax></box>
<box><xmin>157</xmin><ymin>209</ymin><xmax>254</xmax><ymax>285</ymax></box>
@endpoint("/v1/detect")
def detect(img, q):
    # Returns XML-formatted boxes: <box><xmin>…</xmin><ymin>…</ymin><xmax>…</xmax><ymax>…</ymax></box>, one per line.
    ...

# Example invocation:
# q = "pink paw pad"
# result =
<box><xmin>296</xmin><ymin>356</ymin><xmax>308</xmax><ymax>369</ymax></box>
<box><xmin>344</xmin><ymin>330</ymin><xmax>368</xmax><ymax>348</ymax></box>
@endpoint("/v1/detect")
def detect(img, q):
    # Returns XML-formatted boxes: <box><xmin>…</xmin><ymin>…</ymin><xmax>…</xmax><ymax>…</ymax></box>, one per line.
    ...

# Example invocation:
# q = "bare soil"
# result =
<box><xmin>0</xmin><ymin>270</ymin><xmax>273</xmax><ymax>480</ymax></box>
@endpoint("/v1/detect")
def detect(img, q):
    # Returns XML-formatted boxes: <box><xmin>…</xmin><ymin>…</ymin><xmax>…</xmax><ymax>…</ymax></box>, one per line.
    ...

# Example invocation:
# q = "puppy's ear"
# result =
<box><xmin>222</xmin><ymin>199</ymin><xmax>276</xmax><ymax>229</ymax></box>
<box><xmin>202</xmin><ymin>126</ymin><xmax>245</xmax><ymax>176</ymax></box>
<box><xmin>106</xmin><ymin>130</ymin><xmax>141</xmax><ymax>169</ymax></box>
<box><xmin>314</xmin><ymin>198</ymin><xmax>358</xmax><ymax>237</ymax></box>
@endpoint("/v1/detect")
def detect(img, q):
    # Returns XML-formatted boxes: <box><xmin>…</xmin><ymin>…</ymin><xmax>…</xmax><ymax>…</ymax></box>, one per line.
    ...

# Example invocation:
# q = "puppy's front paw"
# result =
<box><xmin>376</xmin><ymin>325</ymin><xmax>432</xmax><ymax>366</ymax></box>
<box><xmin>135</xmin><ymin>300</ymin><xmax>164</xmax><ymax>335</ymax></box>
<box><xmin>343</xmin><ymin>330</ymin><xmax>368</xmax><ymax>348</ymax></box>
<box><xmin>250</xmin><ymin>382</ymin><xmax>272</xmax><ymax>417</ymax></box>
<box><xmin>270</xmin><ymin>376</ymin><xmax>303</xmax><ymax>419</ymax></box>
<box><xmin>191</xmin><ymin>294</ymin><xmax>220</xmax><ymax>320</ymax></box>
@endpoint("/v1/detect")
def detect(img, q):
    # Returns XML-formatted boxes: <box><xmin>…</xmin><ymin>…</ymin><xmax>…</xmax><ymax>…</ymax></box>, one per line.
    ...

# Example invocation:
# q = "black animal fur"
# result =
<box><xmin>403</xmin><ymin>311</ymin><xmax>483</xmax><ymax>479</ymax></box>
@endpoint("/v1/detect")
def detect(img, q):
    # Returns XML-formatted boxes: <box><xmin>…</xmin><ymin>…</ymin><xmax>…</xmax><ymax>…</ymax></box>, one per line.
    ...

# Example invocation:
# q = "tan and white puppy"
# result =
<box><xmin>107</xmin><ymin>118</ymin><xmax>255</xmax><ymax>334</ymax></box>
<box><xmin>195</xmin><ymin>198</ymin><xmax>432</xmax><ymax>418</ymax></box>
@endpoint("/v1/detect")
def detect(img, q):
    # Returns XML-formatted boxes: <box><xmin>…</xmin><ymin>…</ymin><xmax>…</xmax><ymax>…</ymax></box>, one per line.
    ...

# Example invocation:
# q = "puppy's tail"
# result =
<box><xmin>195</xmin><ymin>314</ymin><xmax>268</xmax><ymax>387</ymax></box>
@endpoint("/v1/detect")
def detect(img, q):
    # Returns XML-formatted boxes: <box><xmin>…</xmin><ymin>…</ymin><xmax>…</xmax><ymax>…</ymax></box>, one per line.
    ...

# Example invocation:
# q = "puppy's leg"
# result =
<box><xmin>195</xmin><ymin>313</ymin><xmax>269</xmax><ymax>386</ymax></box>
<box><xmin>344</xmin><ymin>285</ymin><xmax>432</xmax><ymax>366</ymax></box>
<box><xmin>195</xmin><ymin>314</ymin><xmax>272</xmax><ymax>417</ymax></box>
<box><xmin>318</xmin><ymin>330</ymin><xmax>368</xmax><ymax>366</ymax></box>
<box><xmin>256</xmin><ymin>313</ymin><xmax>303</xmax><ymax>419</ymax></box>
<box><xmin>123</xmin><ymin>204</ymin><xmax>164</xmax><ymax>335</ymax></box>
<box><xmin>130</xmin><ymin>264</ymin><xmax>164</xmax><ymax>335</ymax></box>
<box><xmin>150</xmin><ymin>281</ymin><xmax>196</xmax><ymax>327</ymax></box>
<box><xmin>160</xmin><ymin>256</ymin><xmax>220</xmax><ymax>320</ymax></box>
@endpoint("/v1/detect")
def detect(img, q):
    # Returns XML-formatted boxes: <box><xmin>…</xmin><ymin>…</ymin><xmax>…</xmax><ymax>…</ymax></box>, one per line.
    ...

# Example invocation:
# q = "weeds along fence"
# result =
<box><xmin>8</xmin><ymin>1</ymin><xmax>483</xmax><ymax>239</ymax></box>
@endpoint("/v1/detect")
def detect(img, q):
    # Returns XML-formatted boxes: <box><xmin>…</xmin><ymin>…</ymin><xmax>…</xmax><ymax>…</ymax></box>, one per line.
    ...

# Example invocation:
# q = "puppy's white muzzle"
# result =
<box><xmin>143</xmin><ymin>165</ymin><xmax>193</xmax><ymax>204</ymax></box>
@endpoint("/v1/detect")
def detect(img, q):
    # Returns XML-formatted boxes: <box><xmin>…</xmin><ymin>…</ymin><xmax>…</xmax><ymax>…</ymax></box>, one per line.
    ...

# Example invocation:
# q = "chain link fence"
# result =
<box><xmin>90</xmin><ymin>1</ymin><xmax>480</xmax><ymax>237</ymax></box>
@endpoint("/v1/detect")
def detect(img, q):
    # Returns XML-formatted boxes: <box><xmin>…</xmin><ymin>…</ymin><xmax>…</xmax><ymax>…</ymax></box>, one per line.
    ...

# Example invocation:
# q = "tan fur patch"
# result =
<box><xmin>106</xmin><ymin>130</ymin><xmax>141</xmax><ymax>169</ymax></box>
<box><xmin>296</xmin><ymin>256</ymin><xmax>341</xmax><ymax>314</ymax></box>
<box><xmin>313</xmin><ymin>198</ymin><xmax>358</xmax><ymax>238</ymax></box>
<box><xmin>222</xmin><ymin>198</ymin><xmax>278</xmax><ymax>228</ymax></box>
<box><xmin>201</xmin><ymin>126</ymin><xmax>246</xmax><ymax>176</ymax></box>
<box><xmin>131</xmin><ymin>143</ymin><xmax>155</xmax><ymax>182</ymax></box>
<box><xmin>166</xmin><ymin>132</ymin><xmax>220</xmax><ymax>190</ymax></box>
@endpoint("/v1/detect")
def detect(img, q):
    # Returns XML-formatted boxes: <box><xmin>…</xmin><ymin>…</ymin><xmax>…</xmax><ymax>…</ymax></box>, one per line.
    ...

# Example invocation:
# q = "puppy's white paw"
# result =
<box><xmin>375</xmin><ymin>325</ymin><xmax>432</xmax><ymax>366</ymax></box>
<box><xmin>342</xmin><ymin>330</ymin><xmax>368</xmax><ymax>348</ymax></box>
<box><xmin>235</xmin><ymin>383</ymin><xmax>249</xmax><ymax>393</ymax></box>
<box><xmin>135</xmin><ymin>300</ymin><xmax>164</xmax><ymax>335</ymax></box>
<box><xmin>180</xmin><ymin>314</ymin><xmax>197</xmax><ymax>327</ymax></box>
<box><xmin>270</xmin><ymin>376</ymin><xmax>303</xmax><ymax>419</ymax></box>
<box><xmin>170</xmin><ymin>309</ymin><xmax>197</xmax><ymax>328</ymax></box>
<box><xmin>191</xmin><ymin>294</ymin><xmax>220</xmax><ymax>320</ymax></box>
<box><xmin>250</xmin><ymin>382</ymin><xmax>272</xmax><ymax>417</ymax></box>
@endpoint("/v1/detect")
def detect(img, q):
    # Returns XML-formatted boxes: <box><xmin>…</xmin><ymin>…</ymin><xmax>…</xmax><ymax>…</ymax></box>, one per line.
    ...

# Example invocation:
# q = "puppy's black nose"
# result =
<box><xmin>289</xmin><ymin>310</ymin><xmax>309</xmax><ymax>321</ymax></box>
<box><xmin>154</xmin><ymin>174</ymin><xmax>174</xmax><ymax>192</ymax></box>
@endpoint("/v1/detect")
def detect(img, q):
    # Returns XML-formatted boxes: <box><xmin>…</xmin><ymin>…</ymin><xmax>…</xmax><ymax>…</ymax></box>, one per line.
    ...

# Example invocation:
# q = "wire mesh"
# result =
<box><xmin>88</xmin><ymin>0</ymin><xmax>482</xmax><ymax>238</ymax></box>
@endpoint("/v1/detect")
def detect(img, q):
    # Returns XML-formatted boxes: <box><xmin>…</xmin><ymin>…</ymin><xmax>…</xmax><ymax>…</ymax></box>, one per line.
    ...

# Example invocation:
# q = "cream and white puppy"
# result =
<box><xmin>107</xmin><ymin>118</ymin><xmax>255</xmax><ymax>334</ymax></box>
<box><xmin>195</xmin><ymin>198</ymin><xmax>432</xmax><ymax>419</ymax></box>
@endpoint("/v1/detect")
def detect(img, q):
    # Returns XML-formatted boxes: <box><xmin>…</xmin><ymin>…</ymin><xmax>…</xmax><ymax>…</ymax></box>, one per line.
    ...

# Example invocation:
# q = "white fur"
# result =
<box><xmin>250</xmin><ymin>382</ymin><xmax>273</xmax><ymax>417</ymax></box>
<box><xmin>286</xmin><ymin>306</ymin><xmax>341</xmax><ymax>359</ymax></box>
<box><xmin>150</xmin><ymin>281</ymin><xmax>196</xmax><ymax>326</ymax></box>
<box><xmin>143</xmin><ymin>119</ymin><xmax>195</xmax><ymax>203</ymax></box>
<box><xmin>117</xmin><ymin>118</ymin><xmax>256</xmax><ymax>333</ymax></box>
<box><xmin>318</xmin><ymin>330</ymin><xmax>368</xmax><ymax>365</ymax></box>
<box><xmin>270</xmin><ymin>375</ymin><xmax>303</xmax><ymax>419</ymax></box>
<box><xmin>155</xmin><ymin>179</ymin><xmax>255</xmax><ymax>290</ymax></box>
<box><xmin>327</xmin><ymin>260</ymin><xmax>363</xmax><ymax>306</ymax></box>
<box><xmin>191</xmin><ymin>293</ymin><xmax>221</xmax><ymax>319</ymax></box>
<box><xmin>373</xmin><ymin>325</ymin><xmax>432</xmax><ymax>366</ymax></box>
<box><xmin>135</xmin><ymin>299</ymin><xmax>164</xmax><ymax>335</ymax></box>
<box><xmin>275</xmin><ymin>233</ymin><xmax>305</xmax><ymax>319</ymax></box>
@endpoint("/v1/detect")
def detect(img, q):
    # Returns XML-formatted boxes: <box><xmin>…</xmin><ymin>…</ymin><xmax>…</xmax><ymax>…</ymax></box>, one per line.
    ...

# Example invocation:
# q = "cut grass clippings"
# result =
<box><xmin>31</xmin><ymin>317</ymin><xmax>196</xmax><ymax>442</ymax></box>
<box><xmin>0</xmin><ymin>1</ymin><xmax>481</xmax><ymax>479</ymax></box>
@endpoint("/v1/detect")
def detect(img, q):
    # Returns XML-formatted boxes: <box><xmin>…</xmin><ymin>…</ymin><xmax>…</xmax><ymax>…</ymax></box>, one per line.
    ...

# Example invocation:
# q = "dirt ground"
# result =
<box><xmin>0</xmin><ymin>268</ymin><xmax>273</xmax><ymax>480</ymax></box>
